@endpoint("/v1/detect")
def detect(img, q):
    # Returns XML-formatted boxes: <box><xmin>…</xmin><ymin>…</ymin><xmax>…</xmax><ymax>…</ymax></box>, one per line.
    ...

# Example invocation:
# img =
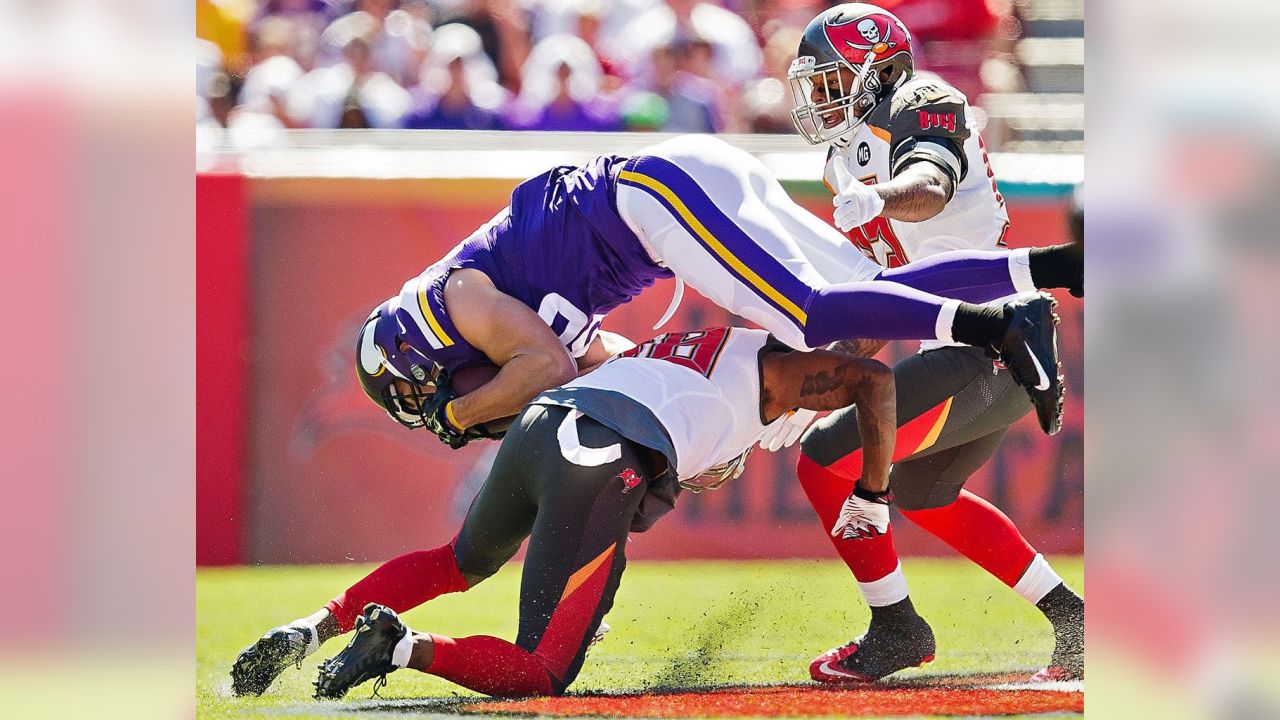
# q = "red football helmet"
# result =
<box><xmin>788</xmin><ymin>3</ymin><xmax>915</xmax><ymax>145</ymax></box>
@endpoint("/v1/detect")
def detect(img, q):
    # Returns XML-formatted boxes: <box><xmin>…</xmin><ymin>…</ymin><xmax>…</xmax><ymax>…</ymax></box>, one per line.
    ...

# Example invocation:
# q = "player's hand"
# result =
<box><xmin>422</xmin><ymin>377</ymin><xmax>469</xmax><ymax>449</ymax></box>
<box><xmin>831</xmin><ymin>482</ymin><xmax>893</xmax><ymax>540</ymax></box>
<box><xmin>831</xmin><ymin>161</ymin><xmax>885</xmax><ymax>232</ymax></box>
<box><xmin>757</xmin><ymin>408</ymin><xmax>819</xmax><ymax>452</ymax></box>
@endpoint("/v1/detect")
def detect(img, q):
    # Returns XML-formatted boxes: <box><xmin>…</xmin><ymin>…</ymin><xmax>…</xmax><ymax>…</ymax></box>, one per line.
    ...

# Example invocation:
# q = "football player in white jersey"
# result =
<box><xmin>785</xmin><ymin>3</ymin><xmax>1083</xmax><ymax>684</ymax></box>
<box><xmin>232</xmin><ymin>328</ymin><xmax>898</xmax><ymax>699</ymax></box>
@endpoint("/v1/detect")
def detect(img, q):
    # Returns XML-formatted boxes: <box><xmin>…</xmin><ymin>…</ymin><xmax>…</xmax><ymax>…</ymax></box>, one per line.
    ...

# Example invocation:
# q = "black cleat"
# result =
<box><xmin>997</xmin><ymin>292</ymin><xmax>1064</xmax><ymax>435</ymax></box>
<box><xmin>810</xmin><ymin>615</ymin><xmax>936</xmax><ymax>683</ymax></box>
<box><xmin>314</xmin><ymin>603</ymin><xmax>405</xmax><ymax>700</ymax></box>
<box><xmin>231</xmin><ymin>623</ymin><xmax>314</xmax><ymax>696</ymax></box>
<box><xmin>1033</xmin><ymin>599</ymin><xmax>1084</xmax><ymax>682</ymax></box>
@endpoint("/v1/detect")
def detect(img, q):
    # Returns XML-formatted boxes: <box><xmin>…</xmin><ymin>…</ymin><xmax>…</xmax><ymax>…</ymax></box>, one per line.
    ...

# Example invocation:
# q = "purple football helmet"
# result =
<box><xmin>355</xmin><ymin>300</ymin><xmax>442</xmax><ymax>428</ymax></box>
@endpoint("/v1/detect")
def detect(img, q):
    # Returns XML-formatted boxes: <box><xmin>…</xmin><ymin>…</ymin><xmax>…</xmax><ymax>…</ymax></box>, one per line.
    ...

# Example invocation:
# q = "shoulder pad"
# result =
<box><xmin>895</xmin><ymin>75</ymin><xmax>968</xmax><ymax>110</ymax></box>
<box><xmin>874</xmin><ymin>77</ymin><xmax>971</xmax><ymax>147</ymax></box>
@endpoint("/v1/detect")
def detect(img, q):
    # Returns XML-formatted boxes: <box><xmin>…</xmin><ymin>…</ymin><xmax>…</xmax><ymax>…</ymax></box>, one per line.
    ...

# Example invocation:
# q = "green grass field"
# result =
<box><xmin>198</xmin><ymin>557</ymin><xmax>1082</xmax><ymax>719</ymax></box>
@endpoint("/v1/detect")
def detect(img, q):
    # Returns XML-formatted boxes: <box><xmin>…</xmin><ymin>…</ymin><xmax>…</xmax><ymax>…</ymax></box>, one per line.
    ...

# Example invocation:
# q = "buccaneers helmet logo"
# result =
<box><xmin>827</xmin><ymin>11</ymin><xmax>909</xmax><ymax>57</ymax></box>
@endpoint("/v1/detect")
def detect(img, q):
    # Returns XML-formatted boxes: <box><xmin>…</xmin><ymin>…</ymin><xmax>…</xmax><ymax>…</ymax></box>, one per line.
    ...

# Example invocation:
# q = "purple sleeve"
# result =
<box><xmin>395</xmin><ymin>268</ymin><xmax>493</xmax><ymax>373</ymax></box>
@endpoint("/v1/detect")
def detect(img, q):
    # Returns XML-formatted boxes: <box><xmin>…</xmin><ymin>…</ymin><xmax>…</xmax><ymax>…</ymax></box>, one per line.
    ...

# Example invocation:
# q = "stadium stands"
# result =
<box><xmin>981</xmin><ymin>0</ymin><xmax>1084</xmax><ymax>153</ymax></box>
<box><xmin>196</xmin><ymin>0</ymin><xmax>1084</xmax><ymax>153</ymax></box>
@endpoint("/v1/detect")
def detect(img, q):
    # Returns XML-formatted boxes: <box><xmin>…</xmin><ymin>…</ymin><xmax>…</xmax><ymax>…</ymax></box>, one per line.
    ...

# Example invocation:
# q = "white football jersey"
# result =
<box><xmin>822</xmin><ymin>76</ymin><xmax>1012</xmax><ymax>350</ymax></box>
<box><xmin>559</xmin><ymin>327</ymin><xmax>782</xmax><ymax>483</ymax></box>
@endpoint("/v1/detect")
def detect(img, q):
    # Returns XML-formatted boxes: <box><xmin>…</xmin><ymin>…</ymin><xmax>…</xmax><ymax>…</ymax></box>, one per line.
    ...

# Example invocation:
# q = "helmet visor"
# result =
<box><xmin>380</xmin><ymin>376</ymin><xmax>437</xmax><ymax>429</ymax></box>
<box><xmin>679</xmin><ymin>447</ymin><xmax>753</xmax><ymax>493</ymax></box>
<box><xmin>787</xmin><ymin>54</ymin><xmax>879</xmax><ymax>145</ymax></box>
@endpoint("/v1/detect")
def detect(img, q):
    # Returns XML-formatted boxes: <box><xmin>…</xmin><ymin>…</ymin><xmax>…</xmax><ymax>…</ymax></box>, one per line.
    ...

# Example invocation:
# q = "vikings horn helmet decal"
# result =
<box><xmin>787</xmin><ymin>3</ymin><xmax>915</xmax><ymax>145</ymax></box>
<box><xmin>355</xmin><ymin>300</ymin><xmax>442</xmax><ymax>428</ymax></box>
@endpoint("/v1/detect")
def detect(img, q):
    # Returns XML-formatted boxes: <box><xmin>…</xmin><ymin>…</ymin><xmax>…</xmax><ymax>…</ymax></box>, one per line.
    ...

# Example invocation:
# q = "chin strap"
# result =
<box><xmin>652</xmin><ymin>277</ymin><xmax>685</xmax><ymax>330</ymax></box>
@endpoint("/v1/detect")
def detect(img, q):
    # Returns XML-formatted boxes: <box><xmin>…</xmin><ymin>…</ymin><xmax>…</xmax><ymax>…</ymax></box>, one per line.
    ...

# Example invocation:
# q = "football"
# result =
<box><xmin>450</xmin><ymin>363</ymin><xmax>500</xmax><ymax>396</ymax></box>
<box><xmin>449</xmin><ymin>364</ymin><xmax>515</xmax><ymax>436</ymax></box>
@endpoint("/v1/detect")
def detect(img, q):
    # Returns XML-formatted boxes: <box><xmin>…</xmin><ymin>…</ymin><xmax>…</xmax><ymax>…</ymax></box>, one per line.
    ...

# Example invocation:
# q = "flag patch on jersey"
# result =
<box><xmin>617</xmin><ymin>468</ymin><xmax>643</xmax><ymax>493</ymax></box>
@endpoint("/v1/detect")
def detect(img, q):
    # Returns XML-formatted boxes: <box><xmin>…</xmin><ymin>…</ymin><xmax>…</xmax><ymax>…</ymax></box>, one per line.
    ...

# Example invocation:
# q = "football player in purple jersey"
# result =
<box><xmin>352</xmin><ymin>135</ymin><xmax>1081</xmax><ymax>454</ymax></box>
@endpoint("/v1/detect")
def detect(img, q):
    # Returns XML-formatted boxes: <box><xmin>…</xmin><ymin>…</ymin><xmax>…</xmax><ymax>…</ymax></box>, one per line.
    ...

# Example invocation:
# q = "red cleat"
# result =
<box><xmin>810</xmin><ymin>617</ymin><xmax>936</xmax><ymax>683</ymax></box>
<box><xmin>1030</xmin><ymin>664</ymin><xmax>1083</xmax><ymax>683</ymax></box>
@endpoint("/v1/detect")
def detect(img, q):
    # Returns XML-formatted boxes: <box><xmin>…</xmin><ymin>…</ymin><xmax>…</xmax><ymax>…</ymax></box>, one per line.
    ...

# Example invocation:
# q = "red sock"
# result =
<box><xmin>425</xmin><ymin>634</ymin><xmax>557</xmax><ymax>697</ymax></box>
<box><xmin>900</xmin><ymin>490</ymin><xmax>1036</xmax><ymax>587</ymax></box>
<box><xmin>325</xmin><ymin>544</ymin><xmax>469</xmax><ymax>632</ymax></box>
<box><xmin>797</xmin><ymin>455</ymin><xmax>900</xmax><ymax>583</ymax></box>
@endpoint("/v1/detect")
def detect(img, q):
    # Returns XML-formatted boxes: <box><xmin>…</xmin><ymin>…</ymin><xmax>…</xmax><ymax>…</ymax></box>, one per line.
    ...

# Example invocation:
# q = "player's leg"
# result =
<box><xmin>232</xmin><ymin>407</ymin><xmax>544</xmax><ymax>696</ymax></box>
<box><xmin>405</xmin><ymin>410</ymin><xmax>652</xmax><ymax>696</ymax></box>
<box><xmin>316</xmin><ymin>408</ymin><xmax>654</xmax><ymax>698</ymax></box>
<box><xmin>754</xmin><ymin>153</ymin><xmax>884</xmax><ymax>285</ymax></box>
<box><xmin>895</xmin><ymin>442</ymin><xmax>1084</xmax><ymax>682</ymax></box>
<box><xmin>333</xmin><ymin>405</ymin><xmax>559</xmax><ymax>621</ymax></box>
<box><xmin>804</xmin><ymin>349</ymin><xmax>1080</xmax><ymax>681</ymax></box>
<box><xmin>799</xmin><ymin>347</ymin><xmax>998</xmax><ymax>682</ymax></box>
<box><xmin>617</xmin><ymin>135</ymin><xmax>841</xmax><ymax>350</ymax></box>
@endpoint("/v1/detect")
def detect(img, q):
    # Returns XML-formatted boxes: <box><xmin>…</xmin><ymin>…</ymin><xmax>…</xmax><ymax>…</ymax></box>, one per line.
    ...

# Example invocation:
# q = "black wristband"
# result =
<box><xmin>853</xmin><ymin>481</ymin><xmax>893</xmax><ymax>503</ymax></box>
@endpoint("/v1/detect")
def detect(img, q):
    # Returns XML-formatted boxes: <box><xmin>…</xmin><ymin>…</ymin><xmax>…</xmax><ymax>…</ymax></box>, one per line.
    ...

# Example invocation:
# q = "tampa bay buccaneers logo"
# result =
<box><xmin>826</xmin><ymin>12</ymin><xmax>911</xmax><ymax>57</ymax></box>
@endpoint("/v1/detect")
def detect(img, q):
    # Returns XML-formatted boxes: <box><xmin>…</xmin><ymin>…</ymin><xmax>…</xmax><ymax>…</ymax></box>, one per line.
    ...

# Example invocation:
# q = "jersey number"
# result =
<box><xmin>537</xmin><ymin>293</ymin><xmax>603</xmax><ymax>358</ymax></box>
<box><xmin>847</xmin><ymin>175</ymin><xmax>910</xmax><ymax>268</ymax></box>
<box><xmin>618</xmin><ymin>328</ymin><xmax>730</xmax><ymax>378</ymax></box>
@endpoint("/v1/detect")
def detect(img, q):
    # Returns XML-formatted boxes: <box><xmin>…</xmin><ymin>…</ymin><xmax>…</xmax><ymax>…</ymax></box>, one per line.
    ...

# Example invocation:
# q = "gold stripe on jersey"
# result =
<box><xmin>618</xmin><ymin>169</ymin><xmax>808</xmax><ymax>325</ymax></box>
<box><xmin>416</xmin><ymin>283</ymin><xmax>454</xmax><ymax>348</ymax></box>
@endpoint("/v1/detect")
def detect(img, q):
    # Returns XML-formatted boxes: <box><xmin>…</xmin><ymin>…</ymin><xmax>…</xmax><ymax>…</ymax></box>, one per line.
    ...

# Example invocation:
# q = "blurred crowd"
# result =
<box><xmin>197</xmin><ymin>0</ymin><xmax>1026</xmax><ymax>143</ymax></box>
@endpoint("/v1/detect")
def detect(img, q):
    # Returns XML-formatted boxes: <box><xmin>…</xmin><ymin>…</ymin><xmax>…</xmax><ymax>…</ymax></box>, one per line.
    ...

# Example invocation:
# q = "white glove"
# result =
<box><xmin>831</xmin><ymin>160</ymin><xmax>885</xmax><ymax>232</ymax></box>
<box><xmin>831</xmin><ymin>484</ymin><xmax>893</xmax><ymax>540</ymax></box>
<box><xmin>757</xmin><ymin>408</ymin><xmax>818</xmax><ymax>452</ymax></box>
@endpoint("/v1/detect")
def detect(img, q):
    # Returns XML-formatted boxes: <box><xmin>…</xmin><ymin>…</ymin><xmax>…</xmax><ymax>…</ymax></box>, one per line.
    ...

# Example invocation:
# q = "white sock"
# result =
<box><xmin>935</xmin><ymin>299</ymin><xmax>962</xmax><ymax>344</ymax></box>
<box><xmin>1009</xmin><ymin>247</ymin><xmax>1037</xmax><ymax>294</ymax></box>
<box><xmin>290</xmin><ymin>618</ymin><xmax>320</xmax><ymax>656</ymax></box>
<box><xmin>1012</xmin><ymin>554</ymin><xmax>1063</xmax><ymax>604</ymax></box>
<box><xmin>858</xmin><ymin>562</ymin><xmax>910</xmax><ymax>607</ymax></box>
<box><xmin>391</xmin><ymin>631</ymin><xmax>416</xmax><ymax>669</ymax></box>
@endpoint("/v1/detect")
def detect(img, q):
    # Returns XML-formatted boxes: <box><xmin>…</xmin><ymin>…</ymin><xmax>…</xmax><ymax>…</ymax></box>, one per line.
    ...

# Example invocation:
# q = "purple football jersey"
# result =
<box><xmin>390</xmin><ymin>155</ymin><xmax>673</xmax><ymax>373</ymax></box>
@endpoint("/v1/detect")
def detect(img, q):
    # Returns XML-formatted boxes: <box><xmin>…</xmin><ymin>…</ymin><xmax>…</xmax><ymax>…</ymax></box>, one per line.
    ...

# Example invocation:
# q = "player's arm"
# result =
<box><xmin>756</xmin><ymin>337</ymin><xmax>891</xmax><ymax>452</ymax></box>
<box><xmin>871</xmin><ymin>160</ymin><xmax>954</xmax><ymax>222</ymax></box>
<box><xmin>760</xmin><ymin>349</ymin><xmax>896</xmax><ymax>492</ymax></box>
<box><xmin>444</xmin><ymin>269</ymin><xmax>577</xmax><ymax>428</ymax></box>
<box><xmin>876</xmin><ymin>85</ymin><xmax>971</xmax><ymax>222</ymax></box>
<box><xmin>832</xmin><ymin>83</ymin><xmax>970</xmax><ymax>228</ymax></box>
<box><xmin>832</xmin><ymin>155</ymin><xmax>956</xmax><ymax>229</ymax></box>
<box><xmin>575</xmin><ymin>330</ymin><xmax>636</xmax><ymax>375</ymax></box>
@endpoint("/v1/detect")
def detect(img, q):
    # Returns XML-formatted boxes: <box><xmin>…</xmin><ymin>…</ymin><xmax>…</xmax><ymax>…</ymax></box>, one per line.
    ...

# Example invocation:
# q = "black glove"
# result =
<box><xmin>421</xmin><ymin>373</ymin><xmax>469</xmax><ymax>449</ymax></box>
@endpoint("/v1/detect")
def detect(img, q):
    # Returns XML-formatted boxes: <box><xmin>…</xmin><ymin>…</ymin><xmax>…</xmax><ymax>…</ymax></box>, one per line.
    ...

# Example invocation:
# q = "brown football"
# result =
<box><xmin>448</xmin><ymin>364</ymin><xmax>515</xmax><ymax>436</ymax></box>
<box><xmin>450</xmin><ymin>364</ymin><xmax>500</xmax><ymax>396</ymax></box>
